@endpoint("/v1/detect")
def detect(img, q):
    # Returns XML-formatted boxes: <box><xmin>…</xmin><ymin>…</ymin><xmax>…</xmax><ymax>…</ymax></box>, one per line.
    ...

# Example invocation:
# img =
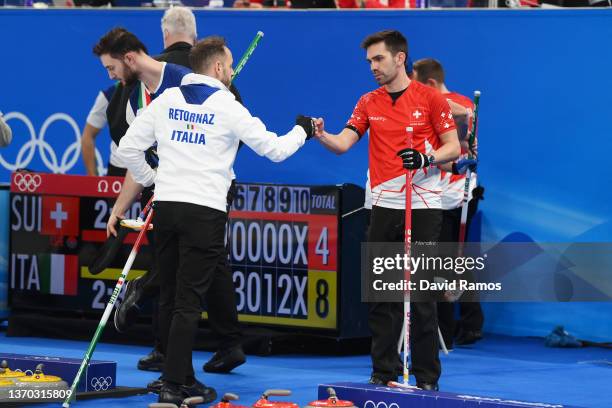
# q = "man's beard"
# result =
<box><xmin>220</xmin><ymin>68</ymin><xmax>231</xmax><ymax>87</ymax></box>
<box><xmin>374</xmin><ymin>68</ymin><xmax>399</xmax><ymax>86</ymax></box>
<box><xmin>123</xmin><ymin>65</ymin><xmax>139</xmax><ymax>86</ymax></box>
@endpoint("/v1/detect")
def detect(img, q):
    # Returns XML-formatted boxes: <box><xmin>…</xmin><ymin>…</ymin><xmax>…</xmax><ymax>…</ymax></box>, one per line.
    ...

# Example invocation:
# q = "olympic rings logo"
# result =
<box><xmin>90</xmin><ymin>376</ymin><xmax>113</xmax><ymax>391</ymax></box>
<box><xmin>364</xmin><ymin>402</ymin><xmax>400</xmax><ymax>408</ymax></box>
<box><xmin>13</xmin><ymin>173</ymin><xmax>42</xmax><ymax>192</ymax></box>
<box><xmin>0</xmin><ymin>112</ymin><xmax>104</xmax><ymax>174</ymax></box>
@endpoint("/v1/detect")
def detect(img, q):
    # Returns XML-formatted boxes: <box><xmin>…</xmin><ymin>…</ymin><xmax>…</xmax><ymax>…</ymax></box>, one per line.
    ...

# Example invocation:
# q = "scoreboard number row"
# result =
<box><xmin>232</xmin><ymin>185</ymin><xmax>311</xmax><ymax>214</ymax></box>
<box><xmin>232</xmin><ymin>269</ymin><xmax>337</xmax><ymax>329</ymax></box>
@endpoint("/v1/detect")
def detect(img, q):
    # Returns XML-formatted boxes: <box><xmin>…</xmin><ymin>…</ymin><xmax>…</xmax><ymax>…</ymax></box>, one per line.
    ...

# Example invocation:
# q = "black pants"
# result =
<box><xmin>368</xmin><ymin>206</ymin><xmax>442</xmax><ymax>384</ymax></box>
<box><xmin>437</xmin><ymin>199</ymin><xmax>484</xmax><ymax>348</ymax></box>
<box><xmin>154</xmin><ymin>201</ymin><xmax>227</xmax><ymax>385</ymax></box>
<box><xmin>106</xmin><ymin>163</ymin><xmax>127</xmax><ymax>177</ymax></box>
<box><xmin>138</xmin><ymin>185</ymin><xmax>241</xmax><ymax>354</ymax></box>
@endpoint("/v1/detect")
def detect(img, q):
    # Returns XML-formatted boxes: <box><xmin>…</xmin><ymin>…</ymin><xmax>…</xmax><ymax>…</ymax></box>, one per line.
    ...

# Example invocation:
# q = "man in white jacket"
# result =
<box><xmin>118</xmin><ymin>36</ymin><xmax>315</xmax><ymax>405</ymax></box>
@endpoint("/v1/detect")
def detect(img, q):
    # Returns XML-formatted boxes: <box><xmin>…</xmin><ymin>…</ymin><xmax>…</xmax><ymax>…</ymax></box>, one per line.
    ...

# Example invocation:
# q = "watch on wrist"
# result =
<box><xmin>428</xmin><ymin>155</ymin><xmax>436</xmax><ymax>167</ymax></box>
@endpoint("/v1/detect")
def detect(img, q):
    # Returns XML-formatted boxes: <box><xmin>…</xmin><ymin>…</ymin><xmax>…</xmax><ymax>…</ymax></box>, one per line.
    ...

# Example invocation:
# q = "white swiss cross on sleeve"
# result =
<box><xmin>413</xmin><ymin>110</ymin><xmax>422</xmax><ymax>119</ymax></box>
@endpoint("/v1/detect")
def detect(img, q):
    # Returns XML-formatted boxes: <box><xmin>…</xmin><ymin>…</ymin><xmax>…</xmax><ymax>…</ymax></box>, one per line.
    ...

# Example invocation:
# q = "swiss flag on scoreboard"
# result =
<box><xmin>41</xmin><ymin>196</ymin><xmax>80</xmax><ymax>236</ymax></box>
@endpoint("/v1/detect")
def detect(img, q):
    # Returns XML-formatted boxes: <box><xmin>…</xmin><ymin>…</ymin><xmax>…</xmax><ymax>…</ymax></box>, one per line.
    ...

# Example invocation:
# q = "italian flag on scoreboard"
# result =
<box><xmin>38</xmin><ymin>254</ymin><xmax>78</xmax><ymax>296</ymax></box>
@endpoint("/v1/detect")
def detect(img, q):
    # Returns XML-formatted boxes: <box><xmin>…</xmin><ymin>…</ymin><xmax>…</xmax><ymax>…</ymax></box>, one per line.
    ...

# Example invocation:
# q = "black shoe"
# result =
<box><xmin>368</xmin><ymin>374</ymin><xmax>397</xmax><ymax>385</ymax></box>
<box><xmin>417</xmin><ymin>382</ymin><xmax>439</xmax><ymax>391</ymax></box>
<box><xmin>159</xmin><ymin>380</ymin><xmax>217</xmax><ymax>406</ymax></box>
<box><xmin>179</xmin><ymin>379</ymin><xmax>217</xmax><ymax>404</ymax></box>
<box><xmin>203</xmin><ymin>346</ymin><xmax>246</xmax><ymax>373</ymax></box>
<box><xmin>455</xmin><ymin>329</ymin><xmax>483</xmax><ymax>346</ymax></box>
<box><xmin>368</xmin><ymin>376</ymin><xmax>386</xmax><ymax>385</ymax></box>
<box><xmin>138</xmin><ymin>349</ymin><xmax>165</xmax><ymax>372</ymax></box>
<box><xmin>159</xmin><ymin>382</ymin><xmax>184</xmax><ymax>406</ymax></box>
<box><xmin>114</xmin><ymin>278</ymin><xmax>143</xmax><ymax>333</ymax></box>
<box><xmin>147</xmin><ymin>376</ymin><xmax>163</xmax><ymax>394</ymax></box>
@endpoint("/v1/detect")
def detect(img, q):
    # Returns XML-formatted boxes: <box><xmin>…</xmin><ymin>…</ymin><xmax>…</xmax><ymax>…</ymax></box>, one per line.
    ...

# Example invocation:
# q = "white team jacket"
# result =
<box><xmin>117</xmin><ymin>73</ymin><xmax>307</xmax><ymax>213</ymax></box>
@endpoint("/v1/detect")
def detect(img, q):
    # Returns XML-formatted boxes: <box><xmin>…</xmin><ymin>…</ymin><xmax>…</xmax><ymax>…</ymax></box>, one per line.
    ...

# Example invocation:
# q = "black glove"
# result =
<box><xmin>296</xmin><ymin>115</ymin><xmax>315</xmax><ymax>140</ymax></box>
<box><xmin>397</xmin><ymin>148</ymin><xmax>430</xmax><ymax>170</ymax></box>
<box><xmin>472</xmin><ymin>185</ymin><xmax>485</xmax><ymax>201</ymax></box>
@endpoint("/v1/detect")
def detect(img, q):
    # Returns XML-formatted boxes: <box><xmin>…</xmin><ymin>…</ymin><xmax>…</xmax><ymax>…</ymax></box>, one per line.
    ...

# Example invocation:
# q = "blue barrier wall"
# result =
<box><xmin>1</xmin><ymin>9</ymin><xmax>611</xmax><ymax>340</ymax></box>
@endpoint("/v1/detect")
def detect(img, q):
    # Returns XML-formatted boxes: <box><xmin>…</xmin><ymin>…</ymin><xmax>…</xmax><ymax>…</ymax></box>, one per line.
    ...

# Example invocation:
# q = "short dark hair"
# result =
<box><xmin>189</xmin><ymin>36</ymin><xmax>228</xmax><ymax>74</ymax></box>
<box><xmin>413</xmin><ymin>58</ymin><xmax>445</xmax><ymax>84</ymax></box>
<box><xmin>93</xmin><ymin>27</ymin><xmax>148</xmax><ymax>58</ymax></box>
<box><xmin>361</xmin><ymin>30</ymin><xmax>408</xmax><ymax>58</ymax></box>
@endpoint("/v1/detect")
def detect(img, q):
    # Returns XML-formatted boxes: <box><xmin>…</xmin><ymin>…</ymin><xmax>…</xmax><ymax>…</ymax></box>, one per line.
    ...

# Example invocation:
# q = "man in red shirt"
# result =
<box><xmin>315</xmin><ymin>30</ymin><xmax>460</xmax><ymax>390</ymax></box>
<box><xmin>413</xmin><ymin>58</ymin><xmax>484</xmax><ymax>350</ymax></box>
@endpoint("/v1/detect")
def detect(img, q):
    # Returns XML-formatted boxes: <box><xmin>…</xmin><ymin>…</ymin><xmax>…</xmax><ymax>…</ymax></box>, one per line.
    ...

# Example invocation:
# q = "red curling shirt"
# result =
<box><xmin>347</xmin><ymin>80</ymin><xmax>456</xmax><ymax>210</ymax></box>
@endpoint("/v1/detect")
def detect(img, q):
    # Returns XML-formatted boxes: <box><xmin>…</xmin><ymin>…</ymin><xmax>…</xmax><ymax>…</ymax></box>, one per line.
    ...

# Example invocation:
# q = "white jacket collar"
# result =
<box><xmin>180</xmin><ymin>73</ymin><xmax>229</xmax><ymax>92</ymax></box>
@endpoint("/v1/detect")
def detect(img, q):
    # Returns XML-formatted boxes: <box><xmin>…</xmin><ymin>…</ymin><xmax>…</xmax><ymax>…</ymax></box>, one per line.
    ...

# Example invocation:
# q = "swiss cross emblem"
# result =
<box><xmin>42</xmin><ymin>196</ymin><xmax>80</xmax><ymax>236</ymax></box>
<box><xmin>441</xmin><ymin>112</ymin><xmax>446</xmax><ymax>118</ymax></box>
<box><xmin>444</xmin><ymin>123</ymin><xmax>450</xmax><ymax>129</ymax></box>
<box><xmin>413</xmin><ymin>110</ymin><xmax>422</xmax><ymax>119</ymax></box>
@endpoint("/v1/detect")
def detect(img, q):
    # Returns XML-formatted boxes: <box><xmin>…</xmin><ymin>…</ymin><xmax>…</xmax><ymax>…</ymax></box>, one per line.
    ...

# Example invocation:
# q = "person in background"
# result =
<box><xmin>232</xmin><ymin>0</ymin><xmax>264</xmax><ymax>8</ymax></box>
<box><xmin>81</xmin><ymin>84</ymin><xmax>128</xmax><ymax>176</ymax></box>
<box><xmin>0</xmin><ymin>111</ymin><xmax>13</xmax><ymax>147</ymax></box>
<box><xmin>412</xmin><ymin>57</ymin><xmax>484</xmax><ymax>349</ymax></box>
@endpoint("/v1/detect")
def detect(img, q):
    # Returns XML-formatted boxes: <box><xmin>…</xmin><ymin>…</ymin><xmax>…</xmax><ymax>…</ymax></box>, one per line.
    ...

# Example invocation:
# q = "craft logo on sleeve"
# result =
<box><xmin>41</xmin><ymin>196</ymin><xmax>80</xmax><ymax>236</ymax></box>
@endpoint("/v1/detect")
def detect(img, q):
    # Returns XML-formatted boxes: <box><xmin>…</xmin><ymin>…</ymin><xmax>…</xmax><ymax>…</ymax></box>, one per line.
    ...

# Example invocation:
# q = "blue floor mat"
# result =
<box><xmin>1</xmin><ymin>333</ymin><xmax>610</xmax><ymax>408</ymax></box>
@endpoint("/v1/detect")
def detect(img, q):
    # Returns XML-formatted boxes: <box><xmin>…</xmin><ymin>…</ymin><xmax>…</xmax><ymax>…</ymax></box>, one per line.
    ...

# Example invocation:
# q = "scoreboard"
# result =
<box><xmin>8</xmin><ymin>173</ymin><xmax>368</xmax><ymax>337</ymax></box>
<box><xmin>227</xmin><ymin>183</ymin><xmax>338</xmax><ymax>329</ymax></box>
<box><xmin>9</xmin><ymin>173</ymin><xmax>150</xmax><ymax>314</ymax></box>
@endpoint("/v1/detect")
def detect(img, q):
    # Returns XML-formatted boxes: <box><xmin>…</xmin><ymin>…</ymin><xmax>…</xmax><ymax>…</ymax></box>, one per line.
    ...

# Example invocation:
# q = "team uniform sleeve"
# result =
<box><xmin>430</xmin><ymin>92</ymin><xmax>457</xmax><ymax>135</ymax></box>
<box><xmin>86</xmin><ymin>90</ymin><xmax>109</xmax><ymax>129</ymax></box>
<box><xmin>229</xmin><ymin>98</ymin><xmax>306</xmax><ymax>162</ymax></box>
<box><xmin>117</xmin><ymin>96</ymin><xmax>161</xmax><ymax>187</ymax></box>
<box><xmin>345</xmin><ymin>95</ymin><xmax>369</xmax><ymax>138</ymax></box>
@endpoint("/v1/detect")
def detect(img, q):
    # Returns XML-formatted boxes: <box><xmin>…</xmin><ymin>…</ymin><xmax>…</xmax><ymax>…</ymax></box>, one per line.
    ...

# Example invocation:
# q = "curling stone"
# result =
<box><xmin>303</xmin><ymin>388</ymin><xmax>357</xmax><ymax>408</ymax></box>
<box><xmin>252</xmin><ymin>389</ymin><xmax>299</xmax><ymax>408</ymax></box>
<box><xmin>14</xmin><ymin>364</ymin><xmax>68</xmax><ymax>391</ymax></box>
<box><xmin>0</xmin><ymin>360</ymin><xmax>26</xmax><ymax>379</ymax></box>
<box><xmin>150</xmin><ymin>396</ymin><xmax>206</xmax><ymax>408</ymax></box>
<box><xmin>209</xmin><ymin>393</ymin><xmax>250</xmax><ymax>408</ymax></box>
